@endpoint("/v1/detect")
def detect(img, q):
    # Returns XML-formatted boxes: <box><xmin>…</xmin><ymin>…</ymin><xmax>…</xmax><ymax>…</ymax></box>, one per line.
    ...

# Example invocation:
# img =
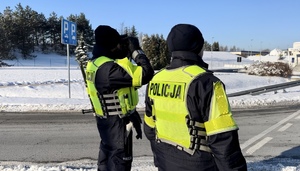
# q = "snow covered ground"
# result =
<box><xmin>1</xmin><ymin>52</ymin><xmax>300</xmax><ymax>170</ymax></box>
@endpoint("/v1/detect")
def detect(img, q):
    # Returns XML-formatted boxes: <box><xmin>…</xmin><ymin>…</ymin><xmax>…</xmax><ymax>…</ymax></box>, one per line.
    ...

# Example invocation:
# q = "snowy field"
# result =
<box><xmin>1</xmin><ymin>52</ymin><xmax>300</xmax><ymax>170</ymax></box>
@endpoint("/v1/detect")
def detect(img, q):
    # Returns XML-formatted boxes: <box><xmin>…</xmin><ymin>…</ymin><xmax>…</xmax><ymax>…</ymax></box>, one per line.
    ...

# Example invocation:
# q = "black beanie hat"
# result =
<box><xmin>167</xmin><ymin>24</ymin><xmax>204</xmax><ymax>54</ymax></box>
<box><xmin>95</xmin><ymin>25</ymin><xmax>121</xmax><ymax>49</ymax></box>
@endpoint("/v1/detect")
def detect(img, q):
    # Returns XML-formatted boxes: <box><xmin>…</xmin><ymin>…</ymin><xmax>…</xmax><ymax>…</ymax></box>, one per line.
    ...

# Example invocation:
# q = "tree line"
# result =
<box><xmin>0</xmin><ymin>3</ymin><xmax>243</xmax><ymax>69</ymax></box>
<box><xmin>0</xmin><ymin>3</ymin><xmax>93</xmax><ymax>60</ymax></box>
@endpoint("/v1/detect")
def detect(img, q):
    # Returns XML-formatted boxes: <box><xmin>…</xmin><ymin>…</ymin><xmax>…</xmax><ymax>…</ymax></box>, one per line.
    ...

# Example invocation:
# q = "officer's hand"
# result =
<box><xmin>129</xmin><ymin>110</ymin><xmax>143</xmax><ymax>139</ymax></box>
<box><xmin>127</xmin><ymin>37</ymin><xmax>144</xmax><ymax>60</ymax></box>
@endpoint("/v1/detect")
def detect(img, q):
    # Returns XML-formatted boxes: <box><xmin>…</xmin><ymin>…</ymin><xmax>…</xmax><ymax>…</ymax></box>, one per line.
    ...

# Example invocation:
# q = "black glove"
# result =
<box><xmin>129</xmin><ymin>109</ymin><xmax>143</xmax><ymax>139</ymax></box>
<box><xmin>127</xmin><ymin>37</ymin><xmax>144</xmax><ymax>60</ymax></box>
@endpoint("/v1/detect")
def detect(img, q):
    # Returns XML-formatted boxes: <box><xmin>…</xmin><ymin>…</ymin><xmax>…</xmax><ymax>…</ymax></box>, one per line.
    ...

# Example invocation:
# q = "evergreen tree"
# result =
<box><xmin>75</xmin><ymin>34</ymin><xmax>89</xmax><ymax>67</ymax></box>
<box><xmin>219</xmin><ymin>45</ymin><xmax>228</xmax><ymax>51</ymax></box>
<box><xmin>223</xmin><ymin>45</ymin><xmax>228</xmax><ymax>51</ymax></box>
<box><xmin>46</xmin><ymin>12</ymin><xmax>62</xmax><ymax>52</ymax></box>
<box><xmin>34</xmin><ymin>13</ymin><xmax>48</xmax><ymax>52</ymax></box>
<box><xmin>129</xmin><ymin>25</ymin><xmax>138</xmax><ymax>37</ymax></box>
<box><xmin>32</xmin><ymin>12</ymin><xmax>46</xmax><ymax>47</ymax></box>
<box><xmin>13</xmin><ymin>3</ymin><xmax>36</xmax><ymax>59</ymax></box>
<box><xmin>68</xmin><ymin>13</ymin><xmax>94</xmax><ymax>45</ymax></box>
<box><xmin>142</xmin><ymin>34</ymin><xmax>169</xmax><ymax>70</ymax></box>
<box><xmin>158</xmin><ymin>35</ymin><xmax>170</xmax><ymax>68</ymax></box>
<box><xmin>0</xmin><ymin>7</ymin><xmax>16</xmax><ymax>60</ymax></box>
<box><xmin>0</xmin><ymin>4</ymin><xmax>96</xmax><ymax>58</ymax></box>
<box><xmin>142</xmin><ymin>34</ymin><xmax>154</xmax><ymax>66</ymax></box>
<box><xmin>204</xmin><ymin>41</ymin><xmax>211</xmax><ymax>51</ymax></box>
<box><xmin>0</xmin><ymin>18</ymin><xmax>8</xmax><ymax>62</ymax></box>
<box><xmin>212</xmin><ymin>42</ymin><xmax>219</xmax><ymax>51</ymax></box>
<box><xmin>122</xmin><ymin>25</ymin><xmax>138</xmax><ymax>37</ymax></box>
<box><xmin>230</xmin><ymin>46</ymin><xmax>237</xmax><ymax>52</ymax></box>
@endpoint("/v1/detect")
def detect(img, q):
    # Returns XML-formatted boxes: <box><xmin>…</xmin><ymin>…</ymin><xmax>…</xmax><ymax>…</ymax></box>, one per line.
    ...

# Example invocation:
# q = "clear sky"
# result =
<box><xmin>1</xmin><ymin>0</ymin><xmax>299</xmax><ymax>51</ymax></box>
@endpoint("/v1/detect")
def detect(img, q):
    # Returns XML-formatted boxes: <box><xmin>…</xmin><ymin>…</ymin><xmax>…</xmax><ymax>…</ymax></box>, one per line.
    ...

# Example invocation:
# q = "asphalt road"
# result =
<box><xmin>1</xmin><ymin>106</ymin><xmax>300</xmax><ymax>165</ymax></box>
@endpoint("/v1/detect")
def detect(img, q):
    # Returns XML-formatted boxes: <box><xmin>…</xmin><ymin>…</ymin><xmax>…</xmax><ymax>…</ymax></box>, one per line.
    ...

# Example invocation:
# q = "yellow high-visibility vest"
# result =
<box><xmin>146</xmin><ymin>65</ymin><xmax>238</xmax><ymax>155</ymax></box>
<box><xmin>85</xmin><ymin>56</ymin><xmax>141</xmax><ymax>117</ymax></box>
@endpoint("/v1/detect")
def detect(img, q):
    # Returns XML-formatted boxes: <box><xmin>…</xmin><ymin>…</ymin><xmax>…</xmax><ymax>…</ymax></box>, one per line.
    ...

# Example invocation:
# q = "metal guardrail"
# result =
<box><xmin>211</xmin><ymin>68</ymin><xmax>240</xmax><ymax>73</ymax></box>
<box><xmin>227</xmin><ymin>80</ymin><xmax>300</xmax><ymax>97</ymax></box>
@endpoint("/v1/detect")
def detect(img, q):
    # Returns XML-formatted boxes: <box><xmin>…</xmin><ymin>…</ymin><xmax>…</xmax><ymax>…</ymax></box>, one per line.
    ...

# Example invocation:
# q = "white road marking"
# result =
<box><xmin>278</xmin><ymin>123</ymin><xmax>293</xmax><ymax>132</ymax></box>
<box><xmin>240</xmin><ymin>110</ymin><xmax>300</xmax><ymax>150</ymax></box>
<box><xmin>295</xmin><ymin>115</ymin><xmax>300</xmax><ymax>120</ymax></box>
<box><xmin>246</xmin><ymin>137</ymin><xmax>273</xmax><ymax>155</ymax></box>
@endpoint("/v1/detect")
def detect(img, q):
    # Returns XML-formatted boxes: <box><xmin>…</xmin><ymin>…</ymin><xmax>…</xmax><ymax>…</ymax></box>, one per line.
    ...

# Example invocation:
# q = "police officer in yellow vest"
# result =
<box><xmin>87</xmin><ymin>25</ymin><xmax>154</xmax><ymax>171</ymax></box>
<box><xmin>144</xmin><ymin>24</ymin><xmax>247</xmax><ymax>171</ymax></box>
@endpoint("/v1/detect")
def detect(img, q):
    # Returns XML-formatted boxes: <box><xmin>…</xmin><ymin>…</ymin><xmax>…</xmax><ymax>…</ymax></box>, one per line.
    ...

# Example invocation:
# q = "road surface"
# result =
<box><xmin>0</xmin><ymin>106</ymin><xmax>300</xmax><ymax>166</ymax></box>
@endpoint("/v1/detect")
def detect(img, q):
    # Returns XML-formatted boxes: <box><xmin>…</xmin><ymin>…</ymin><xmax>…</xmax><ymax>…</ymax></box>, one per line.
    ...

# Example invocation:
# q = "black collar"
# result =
<box><xmin>168</xmin><ymin>51</ymin><xmax>209</xmax><ymax>69</ymax></box>
<box><xmin>92</xmin><ymin>44</ymin><xmax>114</xmax><ymax>60</ymax></box>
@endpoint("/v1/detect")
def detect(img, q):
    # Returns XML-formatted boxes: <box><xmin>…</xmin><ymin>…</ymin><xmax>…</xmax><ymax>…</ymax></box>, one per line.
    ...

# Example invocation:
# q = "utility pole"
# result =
<box><xmin>250</xmin><ymin>39</ymin><xmax>253</xmax><ymax>56</ymax></box>
<box><xmin>260</xmin><ymin>41</ymin><xmax>262</xmax><ymax>61</ymax></box>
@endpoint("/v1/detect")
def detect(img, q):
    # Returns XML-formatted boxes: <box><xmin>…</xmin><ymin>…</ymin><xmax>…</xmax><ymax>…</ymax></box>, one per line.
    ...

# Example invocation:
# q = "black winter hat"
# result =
<box><xmin>167</xmin><ymin>24</ymin><xmax>204</xmax><ymax>54</ymax></box>
<box><xmin>94</xmin><ymin>25</ymin><xmax>121</xmax><ymax>49</ymax></box>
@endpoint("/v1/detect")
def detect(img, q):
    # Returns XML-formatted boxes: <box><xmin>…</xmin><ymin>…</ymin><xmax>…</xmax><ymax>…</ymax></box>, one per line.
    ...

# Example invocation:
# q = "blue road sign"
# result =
<box><xmin>61</xmin><ymin>18</ymin><xmax>77</xmax><ymax>46</ymax></box>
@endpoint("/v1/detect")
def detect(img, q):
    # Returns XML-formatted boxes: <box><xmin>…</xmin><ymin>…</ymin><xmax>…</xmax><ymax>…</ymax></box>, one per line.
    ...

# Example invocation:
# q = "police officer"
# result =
<box><xmin>144</xmin><ymin>24</ymin><xmax>247</xmax><ymax>171</ymax></box>
<box><xmin>86</xmin><ymin>25</ymin><xmax>154</xmax><ymax>171</ymax></box>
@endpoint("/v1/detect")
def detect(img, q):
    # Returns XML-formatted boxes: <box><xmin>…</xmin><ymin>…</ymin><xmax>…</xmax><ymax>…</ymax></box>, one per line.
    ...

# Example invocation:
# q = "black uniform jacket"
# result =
<box><xmin>92</xmin><ymin>45</ymin><xmax>154</xmax><ymax>171</ymax></box>
<box><xmin>92</xmin><ymin>45</ymin><xmax>154</xmax><ymax>94</ymax></box>
<box><xmin>144</xmin><ymin>51</ymin><xmax>247</xmax><ymax>170</ymax></box>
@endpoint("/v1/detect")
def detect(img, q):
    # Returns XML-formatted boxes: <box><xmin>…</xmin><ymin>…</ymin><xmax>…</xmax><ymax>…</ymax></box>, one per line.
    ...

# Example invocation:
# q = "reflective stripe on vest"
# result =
<box><xmin>204</xmin><ymin>81</ymin><xmax>238</xmax><ymax>135</ymax></box>
<box><xmin>144</xmin><ymin>113</ymin><xmax>155</xmax><ymax>128</ymax></box>
<box><xmin>148</xmin><ymin>65</ymin><xmax>210</xmax><ymax>155</ymax></box>
<box><xmin>85</xmin><ymin>56</ymin><xmax>139</xmax><ymax>117</ymax></box>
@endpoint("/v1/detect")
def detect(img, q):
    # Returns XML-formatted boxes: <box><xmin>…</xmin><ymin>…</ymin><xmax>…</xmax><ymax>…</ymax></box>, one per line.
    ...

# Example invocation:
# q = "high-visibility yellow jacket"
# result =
<box><xmin>85</xmin><ymin>56</ymin><xmax>142</xmax><ymax>117</ymax></box>
<box><xmin>144</xmin><ymin>51</ymin><xmax>246</xmax><ymax>170</ymax></box>
<box><xmin>144</xmin><ymin>65</ymin><xmax>238</xmax><ymax>155</ymax></box>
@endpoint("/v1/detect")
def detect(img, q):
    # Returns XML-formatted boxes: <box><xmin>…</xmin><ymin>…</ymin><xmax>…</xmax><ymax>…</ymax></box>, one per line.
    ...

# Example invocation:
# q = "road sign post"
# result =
<box><xmin>61</xmin><ymin>18</ymin><xmax>77</xmax><ymax>98</ymax></box>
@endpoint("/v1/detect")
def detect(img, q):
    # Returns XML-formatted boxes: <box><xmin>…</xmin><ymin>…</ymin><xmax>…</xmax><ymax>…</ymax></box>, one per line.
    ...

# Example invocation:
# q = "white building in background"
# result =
<box><xmin>246</xmin><ymin>48</ymin><xmax>283</xmax><ymax>63</ymax></box>
<box><xmin>286</xmin><ymin>42</ymin><xmax>300</xmax><ymax>66</ymax></box>
<box><xmin>245</xmin><ymin>42</ymin><xmax>300</xmax><ymax>67</ymax></box>
<box><xmin>269</xmin><ymin>48</ymin><xmax>283</xmax><ymax>56</ymax></box>
<box><xmin>266</xmin><ymin>42</ymin><xmax>300</xmax><ymax>58</ymax></box>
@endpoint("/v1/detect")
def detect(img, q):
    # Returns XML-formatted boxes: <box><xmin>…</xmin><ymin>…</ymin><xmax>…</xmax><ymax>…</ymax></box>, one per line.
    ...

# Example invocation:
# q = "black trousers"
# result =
<box><xmin>155</xmin><ymin>142</ymin><xmax>219</xmax><ymax>171</ymax></box>
<box><xmin>96</xmin><ymin>115</ymin><xmax>133</xmax><ymax>171</ymax></box>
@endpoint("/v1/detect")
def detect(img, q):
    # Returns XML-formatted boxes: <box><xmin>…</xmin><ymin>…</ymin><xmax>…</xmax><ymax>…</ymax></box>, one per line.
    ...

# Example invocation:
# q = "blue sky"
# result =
<box><xmin>1</xmin><ymin>0</ymin><xmax>299</xmax><ymax>51</ymax></box>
